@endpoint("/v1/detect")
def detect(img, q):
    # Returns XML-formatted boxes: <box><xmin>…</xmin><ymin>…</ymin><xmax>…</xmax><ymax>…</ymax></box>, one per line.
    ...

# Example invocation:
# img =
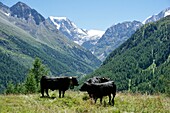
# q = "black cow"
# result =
<box><xmin>80</xmin><ymin>81</ymin><xmax>116</xmax><ymax>106</ymax></box>
<box><xmin>86</xmin><ymin>76</ymin><xmax>110</xmax><ymax>98</ymax></box>
<box><xmin>40</xmin><ymin>76</ymin><xmax>79</xmax><ymax>98</ymax></box>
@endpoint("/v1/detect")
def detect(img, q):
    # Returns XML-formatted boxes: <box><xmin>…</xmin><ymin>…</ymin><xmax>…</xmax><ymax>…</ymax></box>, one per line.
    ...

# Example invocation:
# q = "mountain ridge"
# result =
<box><xmin>48</xmin><ymin>7</ymin><xmax>170</xmax><ymax>61</ymax></box>
<box><xmin>92</xmin><ymin>7</ymin><xmax>170</xmax><ymax>61</ymax></box>
<box><xmin>87</xmin><ymin>16</ymin><xmax>170</xmax><ymax>94</ymax></box>
<box><xmin>0</xmin><ymin>1</ymin><xmax>101</xmax><ymax>93</ymax></box>
<box><xmin>143</xmin><ymin>7</ymin><xmax>170</xmax><ymax>24</ymax></box>
<box><xmin>48</xmin><ymin>16</ymin><xmax>104</xmax><ymax>47</ymax></box>
<box><xmin>10</xmin><ymin>2</ymin><xmax>45</xmax><ymax>25</ymax></box>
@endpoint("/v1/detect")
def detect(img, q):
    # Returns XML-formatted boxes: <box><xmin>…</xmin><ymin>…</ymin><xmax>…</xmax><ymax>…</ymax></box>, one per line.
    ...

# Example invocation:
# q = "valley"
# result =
<box><xmin>0</xmin><ymin>1</ymin><xmax>170</xmax><ymax>96</ymax></box>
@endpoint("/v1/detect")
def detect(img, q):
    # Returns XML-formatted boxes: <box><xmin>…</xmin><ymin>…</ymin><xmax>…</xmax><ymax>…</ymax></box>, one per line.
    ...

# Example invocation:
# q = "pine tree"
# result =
<box><xmin>24</xmin><ymin>57</ymin><xmax>49</xmax><ymax>93</ymax></box>
<box><xmin>25</xmin><ymin>72</ymin><xmax>37</xmax><ymax>93</ymax></box>
<box><xmin>5</xmin><ymin>81</ymin><xmax>15</xmax><ymax>94</ymax></box>
<box><xmin>30</xmin><ymin>57</ymin><xmax>49</xmax><ymax>88</ymax></box>
<box><xmin>14</xmin><ymin>83</ymin><xmax>26</xmax><ymax>94</ymax></box>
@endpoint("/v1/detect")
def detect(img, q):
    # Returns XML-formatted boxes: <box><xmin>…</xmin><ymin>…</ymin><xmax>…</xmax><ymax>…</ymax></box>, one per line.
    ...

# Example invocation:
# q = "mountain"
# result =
<box><xmin>81</xmin><ymin>30</ymin><xmax>105</xmax><ymax>49</ymax></box>
<box><xmin>89</xmin><ymin>7</ymin><xmax>170</xmax><ymax>61</ymax></box>
<box><xmin>10</xmin><ymin>2</ymin><xmax>45</xmax><ymax>25</ymax></box>
<box><xmin>0</xmin><ymin>2</ymin><xmax>101</xmax><ymax>93</ymax></box>
<box><xmin>48</xmin><ymin>16</ymin><xmax>104</xmax><ymax>47</ymax></box>
<box><xmin>48</xmin><ymin>8</ymin><xmax>170</xmax><ymax>62</ymax></box>
<box><xmin>86</xmin><ymin>16</ymin><xmax>170</xmax><ymax>94</ymax></box>
<box><xmin>143</xmin><ymin>7</ymin><xmax>170</xmax><ymax>24</ymax></box>
<box><xmin>90</xmin><ymin>21</ymin><xmax>143</xmax><ymax>61</ymax></box>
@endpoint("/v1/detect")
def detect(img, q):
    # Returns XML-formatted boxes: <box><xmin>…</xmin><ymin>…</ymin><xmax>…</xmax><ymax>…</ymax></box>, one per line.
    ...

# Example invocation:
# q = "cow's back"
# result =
<box><xmin>40</xmin><ymin>76</ymin><xmax>71</xmax><ymax>90</ymax></box>
<box><xmin>91</xmin><ymin>81</ymin><xmax>116</xmax><ymax>97</ymax></box>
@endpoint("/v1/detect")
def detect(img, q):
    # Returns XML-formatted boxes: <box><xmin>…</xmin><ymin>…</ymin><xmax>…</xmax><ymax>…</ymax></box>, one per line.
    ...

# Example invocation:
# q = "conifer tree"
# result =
<box><xmin>25</xmin><ymin>57</ymin><xmax>49</xmax><ymax>93</ymax></box>
<box><xmin>5</xmin><ymin>81</ymin><xmax>15</xmax><ymax>94</ymax></box>
<box><xmin>25</xmin><ymin>72</ymin><xmax>37</xmax><ymax>93</ymax></box>
<box><xmin>30</xmin><ymin>57</ymin><xmax>49</xmax><ymax>87</ymax></box>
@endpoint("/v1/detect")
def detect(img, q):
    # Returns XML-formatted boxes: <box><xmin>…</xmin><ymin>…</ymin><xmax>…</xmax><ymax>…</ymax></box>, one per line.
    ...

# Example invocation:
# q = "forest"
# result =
<box><xmin>85</xmin><ymin>16</ymin><xmax>170</xmax><ymax>95</ymax></box>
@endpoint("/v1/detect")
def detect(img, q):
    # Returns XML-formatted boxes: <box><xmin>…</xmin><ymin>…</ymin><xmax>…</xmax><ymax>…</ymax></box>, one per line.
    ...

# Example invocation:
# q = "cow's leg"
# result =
<box><xmin>108</xmin><ymin>94</ymin><xmax>111</xmax><ymax>105</ymax></box>
<box><xmin>112</xmin><ymin>93</ymin><xmax>116</xmax><ymax>106</ymax></box>
<box><xmin>41</xmin><ymin>88</ymin><xmax>44</xmax><ymax>97</ymax></box>
<box><xmin>45</xmin><ymin>89</ymin><xmax>49</xmax><ymax>97</ymax></box>
<box><xmin>62</xmin><ymin>91</ymin><xmax>65</xmax><ymax>98</ymax></box>
<box><xmin>88</xmin><ymin>93</ymin><xmax>92</xmax><ymax>98</ymax></box>
<box><xmin>112</xmin><ymin>97</ymin><xmax>115</xmax><ymax>106</ymax></box>
<box><xmin>59</xmin><ymin>90</ymin><xmax>61</xmax><ymax>98</ymax></box>
<box><xmin>94</xmin><ymin>97</ymin><xmax>98</xmax><ymax>104</ymax></box>
<box><xmin>100</xmin><ymin>97</ymin><xmax>103</xmax><ymax>104</ymax></box>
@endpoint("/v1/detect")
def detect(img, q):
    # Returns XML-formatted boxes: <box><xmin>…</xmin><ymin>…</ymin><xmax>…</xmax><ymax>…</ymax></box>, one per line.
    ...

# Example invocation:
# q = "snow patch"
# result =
<box><xmin>164</xmin><ymin>10</ymin><xmax>170</xmax><ymax>17</ymax></box>
<box><xmin>50</xmin><ymin>16</ymin><xmax>67</xmax><ymax>21</ymax></box>
<box><xmin>76</xmin><ymin>28</ymin><xmax>87</xmax><ymax>36</ymax></box>
<box><xmin>4</xmin><ymin>12</ymin><xmax>10</xmax><ymax>16</ymax></box>
<box><xmin>142</xmin><ymin>15</ymin><xmax>152</xmax><ymax>24</ymax></box>
<box><xmin>98</xmin><ymin>53</ymin><xmax>105</xmax><ymax>61</ymax></box>
<box><xmin>87</xmin><ymin>30</ymin><xmax>105</xmax><ymax>37</ymax></box>
<box><xmin>49</xmin><ymin>16</ymin><xmax>61</xmax><ymax>29</ymax></box>
<box><xmin>48</xmin><ymin>16</ymin><xmax>104</xmax><ymax>46</ymax></box>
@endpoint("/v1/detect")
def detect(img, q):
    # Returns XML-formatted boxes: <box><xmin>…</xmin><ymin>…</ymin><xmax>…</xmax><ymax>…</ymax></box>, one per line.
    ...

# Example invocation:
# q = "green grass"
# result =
<box><xmin>0</xmin><ymin>91</ymin><xmax>169</xmax><ymax>113</ymax></box>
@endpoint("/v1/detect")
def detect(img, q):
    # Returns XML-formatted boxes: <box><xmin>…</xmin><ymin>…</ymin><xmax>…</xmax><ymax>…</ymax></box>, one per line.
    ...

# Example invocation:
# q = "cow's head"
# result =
<box><xmin>79</xmin><ymin>82</ymin><xmax>91</xmax><ymax>91</ymax></box>
<box><xmin>69</xmin><ymin>77</ymin><xmax>79</xmax><ymax>89</ymax></box>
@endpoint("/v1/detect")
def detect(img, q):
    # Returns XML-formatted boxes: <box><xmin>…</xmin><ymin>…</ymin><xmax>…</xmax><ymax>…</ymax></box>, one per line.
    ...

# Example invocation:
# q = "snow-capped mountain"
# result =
<box><xmin>48</xmin><ymin>16</ymin><xmax>104</xmax><ymax>46</ymax></box>
<box><xmin>48</xmin><ymin>7</ymin><xmax>170</xmax><ymax>61</ymax></box>
<box><xmin>90</xmin><ymin>21</ymin><xmax>143</xmax><ymax>61</ymax></box>
<box><xmin>90</xmin><ymin>7</ymin><xmax>170</xmax><ymax>61</ymax></box>
<box><xmin>0</xmin><ymin>1</ymin><xmax>102</xmax><ymax>77</ymax></box>
<box><xmin>143</xmin><ymin>7</ymin><xmax>170</xmax><ymax>24</ymax></box>
<box><xmin>81</xmin><ymin>30</ymin><xmax>105</xmax><ymax>49</ymax></box>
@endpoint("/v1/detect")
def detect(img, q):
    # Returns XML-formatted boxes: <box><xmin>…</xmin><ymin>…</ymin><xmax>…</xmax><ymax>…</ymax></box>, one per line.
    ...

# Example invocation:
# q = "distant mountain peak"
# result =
<box><xmin>10</xmin><ymin>1</ymin><xmax>45</xmax><ymax>25</ymax></box>
<box><xmin>49</xmin><ymin>16</ymin><xmax>77</xmax><ymax>29</ymax></box>
<box><xmin>11</xmin><ymin>2</ymin><xmax>31</xmax><ymax>12</ymax></box>
<box><xmin>48</xmin><ymin>16</ymin><xmax>104</xmax><ymax>46</ymax></box>
<box><xmin>91</xmin><ymin>20</ymin><xmax>143</xmax><ymax>61</ymax></box>
<box><xmin>143</xmin><ymin>7</ymin><xmax>170</xmax><ymax>24</ymax></box>
<box><xmin>164</xmin><ymin>7</ymin><xmax>170</xmax><ymax>17</ymax></box>
<box><xmin>14</xmin><ymin>1</ymin><xmax>30</xmax><ymax>8</ymax></box>
<box><xmin>49</xmin><ymin>16</ymin><xmax>87</xmax><ymax>43</ymax></box>
<box><xmin>50</xmin><ymin>16</ymin><xmax>67</xmax><ymax>21</ymax></box>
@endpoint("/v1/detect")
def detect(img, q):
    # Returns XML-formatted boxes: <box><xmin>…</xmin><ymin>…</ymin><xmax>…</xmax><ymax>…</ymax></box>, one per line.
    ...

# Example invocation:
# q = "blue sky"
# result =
<box><xmin>1</xmin><ymin>0</ymin><xmax>170</xmax><ymax>30</ymax></box>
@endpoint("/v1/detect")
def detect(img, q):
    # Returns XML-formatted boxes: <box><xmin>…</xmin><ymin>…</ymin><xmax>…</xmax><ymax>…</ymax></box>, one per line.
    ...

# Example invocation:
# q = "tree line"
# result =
<box><xmin>85</xmin><ymin>16</ymin><xmax>170</xmax><ymax>96</ymax></box>
<box><xmin>5</xmin><ymin>57</ymin><xmax>49</xmax><ymax>94</ymax></box>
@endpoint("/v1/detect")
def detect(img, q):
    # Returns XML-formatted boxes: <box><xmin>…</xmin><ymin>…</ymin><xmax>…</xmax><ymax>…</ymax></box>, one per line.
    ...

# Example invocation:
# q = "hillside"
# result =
<box><xmin>0</xmin><ymin>2</ymin><xmax>101</xmax><ymax>93</ymax></box>
<box><xmin>90</xmin><ymin>21</ymin><xmax>142</xmax><ymax>61</ymax></box>
<box><xmin>86</xmin><ymin>16</ymin><xmax>170</xmax><ymax>94</ymax></box>
<box><xmin>0</xmin><ymin>92</ymin><xmax>169</xmax><ymax>113</ymax></box>
<box><xmin>90</xmin><ymin>7</ymin><xmax>170</xmax><ymax>61</ymax></box>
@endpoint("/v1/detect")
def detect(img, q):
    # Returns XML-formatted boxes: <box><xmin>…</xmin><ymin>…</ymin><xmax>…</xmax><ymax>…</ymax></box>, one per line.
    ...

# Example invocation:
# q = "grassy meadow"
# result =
<box><xmin>0</xmin><ymin>91</ymin><xmax>169</xmax><ymax>113</ymax></box>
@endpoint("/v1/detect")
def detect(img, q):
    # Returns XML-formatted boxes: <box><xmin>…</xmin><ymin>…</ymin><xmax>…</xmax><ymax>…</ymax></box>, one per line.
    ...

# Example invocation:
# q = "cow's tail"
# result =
<box><xmin>111</xmin><ymin>83</ymin><xmax>116</xmax><ymax>106</ymax></box>
<box><xmin>111</xmin><ymin>82</ymin><xmax>116</xmax><ymax>97</ymax></box>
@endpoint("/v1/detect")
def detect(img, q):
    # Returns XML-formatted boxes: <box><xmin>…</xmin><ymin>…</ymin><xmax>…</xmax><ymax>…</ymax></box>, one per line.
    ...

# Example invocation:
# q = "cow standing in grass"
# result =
<box><xmin>80</xmin><ymin>81</ymin><xmax>116</xmax><ymax>106</ymax></box>
<box><xmin>85</xmin><ymin>76</ymin><xmax>110</xmax><ymax>98</ymax></box>
<box><xmin>40</xmin><ymin>76</ymin><xmax>79</xmax><ymax>98</ymax></box>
